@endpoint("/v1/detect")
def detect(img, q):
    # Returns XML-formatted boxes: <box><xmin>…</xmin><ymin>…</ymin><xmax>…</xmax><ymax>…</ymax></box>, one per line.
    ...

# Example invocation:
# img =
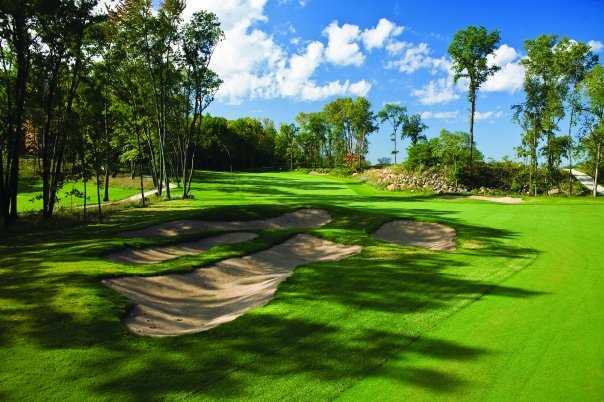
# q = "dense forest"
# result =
<box><xmin>1</xmin><ymin>1</ymin><xmax>603</xmax><ymax>226</ymax></box>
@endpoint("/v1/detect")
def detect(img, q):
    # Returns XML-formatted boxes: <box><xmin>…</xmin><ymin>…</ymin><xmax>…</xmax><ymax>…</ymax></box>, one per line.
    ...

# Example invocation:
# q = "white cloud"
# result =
<box><xmin>277</xmin><ymin>41</ymin><xmax>329</xmax><ymax>100</ymax></box>
<box><xmin>483</xmin><ymin>44</ymin><xmax>525</xmax><ymax>93</ymax></box>
<box><xmin>483</xmin><ymin>62</ymin><xmax>525</xmax><ymax>93</ymax></box>
<box><xmin>361</xmin><ymin>18</ymin><xmax>404</xmax><ymax>50</ymax></box>
<box><xmin>278</xmin><ymin>0</ymin><xmax>309</xmax><ymax>8</ymax></box>
<box><xmin>349</xmin><ymin>80</ymin><xmax>372</xmax><ymax>96</ymax></box>
<box><xmin>386</xmin><ymin>42</ymin><xmax>450</xmax><ymax>74</ymax></box>
<box><xmin>487</xmin><ymin>44</ymin><xmax>518</xmax><ymax>67</ymax></box>
<box><xmin>588</xmin><ymin>40</ymin><xmax>603</xmax><ymax>52</ymax></box>
<box><xmin>386</xmin><ymin>40</ymin><xmax>410</xmax><ymax>55</ymax></box>
<box><xmin>183</xmin><ymin>1</ymin><xmax>372</xmax><ymax>103</ymax></box>
<box><xmin>323</xmin><ymin>21</ymin><xmax>365</xmax><ymax>66</ymax></box>
<box><xmin>475</xmin><ymin>110</ymin><xmax>504</xmax><ymax>121</ymax></box>
<box><xmin>402</xmin><ymin>43</ymin><xmax>524</xmax><ymax>105</ymax></box>
<box><xmin>301</xmin><ymin>79</ymin><xmax>372</xmax><ymax>101</ymax></box>
<box><xmin>412</xmin><ymin>76</ymin><xmax>460</xmax><ymax>105</ymax></box>
<box><xmin>420</xmin><ymin>111</ymin><xmax>459</xmax><ymax>119</ymax></box>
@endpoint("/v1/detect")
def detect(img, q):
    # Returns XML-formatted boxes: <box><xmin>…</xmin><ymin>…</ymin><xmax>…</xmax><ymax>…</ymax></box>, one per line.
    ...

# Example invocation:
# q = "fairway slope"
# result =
<box><xmin>103</xmin><ymin>234</ymin><xmax>362</xmax><ymax>336</ymax></box>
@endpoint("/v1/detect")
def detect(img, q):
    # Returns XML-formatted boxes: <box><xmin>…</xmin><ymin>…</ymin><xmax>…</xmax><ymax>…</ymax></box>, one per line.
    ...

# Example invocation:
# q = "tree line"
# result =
<box><xmin>2</xmin><ymin>2</ymin><xmax>604</xmax><ymax>229</ymax></box>
<box><xmin>380</xmin><ymin>27</ymin><xmax>603</xmax><ymax>196</ymax></box>
<box><xmin>1</xmin><ymin>0</ymin><xmax>223</xmax><ymax>224</ymax></box>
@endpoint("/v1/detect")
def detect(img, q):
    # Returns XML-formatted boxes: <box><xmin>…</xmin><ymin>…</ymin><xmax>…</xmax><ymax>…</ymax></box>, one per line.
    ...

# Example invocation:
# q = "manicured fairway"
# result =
<box><xmin>0</xmin><ymin>171</ymin><xmax>602</xmax><ymax>401</ymax></box>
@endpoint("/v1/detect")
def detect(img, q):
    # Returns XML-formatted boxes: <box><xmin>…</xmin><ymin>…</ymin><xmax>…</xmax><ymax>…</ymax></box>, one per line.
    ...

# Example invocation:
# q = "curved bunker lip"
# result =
<box><xmin>103</xmin><ymin>234</ymin><xmax>362</xmax><ymax>337</ymax></box>
<box><xmin>106</xmin><ymin>232</ymin><xmax>259</xmax><ymax>265</ymax></box>
<box><xmin>118</xmin><ymin>208</ymin><xmax>333</xmax><ymax>238</ymax></box>
<box><xmin>373</xmin><ymin>220</ymin><xmax>456</xmax><ymax>251</ymax></box>
<box><xmin>468</xmin><ymin>195</ymin><xmax>522</xmax><ymax>204</ymax></box>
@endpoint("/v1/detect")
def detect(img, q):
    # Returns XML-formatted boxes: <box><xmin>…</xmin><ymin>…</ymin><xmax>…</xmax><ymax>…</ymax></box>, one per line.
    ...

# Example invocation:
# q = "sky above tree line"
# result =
<box><xmin>139</xmin><ymin>0</ymin><xmax>604</xmax><ymax>163</ymax></box>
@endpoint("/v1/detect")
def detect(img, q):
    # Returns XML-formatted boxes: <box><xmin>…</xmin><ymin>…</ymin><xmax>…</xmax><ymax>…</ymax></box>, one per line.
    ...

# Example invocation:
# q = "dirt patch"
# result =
<box><xmin>107</xmin><ymin>232</ymin><xmax>258</xmax><ymax>265</ymax></box>
<box><xmin>119</xmin><ymin>208</ymin><xmax>332</xmax><ymax>238</ymax></box>
<box><xmin>469</xmin><ymin>195</ymin><xmax>523</xmax><ymax>204</ymax></box>
<box><xmin>103</xmin><ymin>234</ymin><xmax>361</xmax><ymax>336</ymax></box>
<box><xmin>373</xmin><ymin>220</ymin><xmax>456</xmax><ymax>251</ymax></box>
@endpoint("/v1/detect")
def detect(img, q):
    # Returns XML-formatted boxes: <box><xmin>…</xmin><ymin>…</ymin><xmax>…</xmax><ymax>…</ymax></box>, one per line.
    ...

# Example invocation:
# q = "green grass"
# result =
<box><xmin>0</xmin><ymin>170</ymin><xmax>602</xmax><ymax>401</ymax></box>
<box><xmin>17</xmin><ymin>174</ymin><xmax>154</xmax><ymax>213</ymax></box>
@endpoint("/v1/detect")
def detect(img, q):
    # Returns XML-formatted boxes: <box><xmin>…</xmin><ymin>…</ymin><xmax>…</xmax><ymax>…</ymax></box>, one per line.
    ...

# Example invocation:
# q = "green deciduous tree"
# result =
<box><xmin>448</xmin><ymin>26</ymin><xmax>500</xmax><ymax>165</ymax></box>
<box><xmin>403</xmin><ymin>113</ymin><xmax>428</xmax><ymax>146</ymax></box>
<box><xmin>377</xmin><ymin>103</ymin><xmax>406</xmax><ymax>164</ymax></box>
<box><xmin>582</xmin><ymin>65</ymin><xmax>604</xmax><ymax>197</ymax></box>
<box><xmin>555</xmin><ymin>38</ymin><xmax>598</xmax><ymax>195</ymax></box>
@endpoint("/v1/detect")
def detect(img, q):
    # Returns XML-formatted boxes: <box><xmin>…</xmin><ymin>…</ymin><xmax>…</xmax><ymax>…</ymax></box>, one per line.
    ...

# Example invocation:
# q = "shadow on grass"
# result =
<box><xmin>0</xmin><ymin>172</ymin><xmax>543</xmax><ymax>400</ymax></box>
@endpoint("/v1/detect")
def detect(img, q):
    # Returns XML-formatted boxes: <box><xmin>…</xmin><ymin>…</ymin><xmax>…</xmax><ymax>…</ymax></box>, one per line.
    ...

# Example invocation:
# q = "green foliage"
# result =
<box><xmin>405</xmin><ymin>130</ymin><xmax>482</xmax><ymax>179</ymax></box>
<box><xmin>448</xmin><ymin>26</ymin><xmax>500</xmax><ymax>165</ymax></box>
<box><xmin>402</xmin><ymin>114</ymin><xmax>428</xmax><ymax>145</ymax></box>
<box><xmin>459</xmin><ymin>160</ymin><xmax>528</xmax><ymax>193</ymax></box>
<box><xmin>514</xmin><ymin>36</ymin><xmax>599</xmax><ymax>195</ymax></box>
<box><xmin>405</xmin><ymin>138</ymin><xmax>440</xmax><ymax>170</ymax></box>
<box><xmin>196</xmin><ymin>115</ymin><xmax>277</xmax><ymax>171</ymax></box>
<box><xmin>448</xmin><ymin>26</ymin><xmax>501</xmax><ymax>97</ymax></box>
<box><xmin>377</xmin><ymin>103</ymin><xmax>406</xmax><ymax>163</ymax></box>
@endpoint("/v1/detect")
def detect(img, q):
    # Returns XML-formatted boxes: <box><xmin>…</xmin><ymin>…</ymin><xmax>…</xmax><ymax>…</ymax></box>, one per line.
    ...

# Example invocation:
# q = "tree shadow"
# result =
<box><xmin>0</xmin><ymin>172</ymin><xmax>545</xmax><ymax>400</ymax></box>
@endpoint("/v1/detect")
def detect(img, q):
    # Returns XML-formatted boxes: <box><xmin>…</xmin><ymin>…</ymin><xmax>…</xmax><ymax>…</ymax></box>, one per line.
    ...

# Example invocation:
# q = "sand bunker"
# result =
<box><xmin>119</xmin><ymin>208</ymin><xmax>332</xmax><ymax>238</ymax></box>
<box><xmin>103</xmin><ymin>234</ymin><xmax>361</xmax><ymax>336</ymax></box>
<box><xmin>469</xmin><ymin>195</ymin><xmax>522</xmax><ymax>204</ymax></box>
<box><xmin>107</xmin><ymin>232</ymin><xmax>258</xmax><ymax>265</ymax></box>
<box><xmin>374</xmin><ymin>220</ymin><xmax>456</xmax><ymax>251</ymax></box>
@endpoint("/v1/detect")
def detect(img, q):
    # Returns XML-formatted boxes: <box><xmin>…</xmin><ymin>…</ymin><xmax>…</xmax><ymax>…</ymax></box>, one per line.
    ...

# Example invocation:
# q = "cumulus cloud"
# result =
<box><xmin>483</xmin><ymin>44</ymin><xmax>525</xmax><ymax>93</ymax></box>
<box><xmin>386</xmin><ymin>40</ymin><xmax>410</xmax><ymax>55</ymax></box>
<box><xmin>361</xmin><ymin>18</ymin><xmax>404</xmax><ymax>50</ymax></box>
<box><xmin>487</xmin><ymin>44</ymin><xmax>518</xmax><ymax>66</ymax></box>
<box><xmin>588</xmin><ymin>40</ymin><xmax>603</xmax><ymax>52</ymax></box>
<box><xmin>420</xmin><ymin>111</ymin><xmax>459</xmax><ymax>119</ymax></box>
<box><xmin>323</xmin><ymin>21</ymin><xmax>365</xmax><ymax>66</ymax></box>
<box><xmin>183</xmin><ymin>1</ymin><xmax>371</xmax><ymax>103</ymax></box>
<box><xmin>394</xmin><ymin>42</ymin><xmax>524</xmax><ymax>104</ymax></box>
<box><xmin>386</xmin><ymin>42</ymin><xmax>450</xmax><ymax>74</ymax></box>
<box><xmin>412</xmin><ymin>76</ymin><xmax>460</xmax><ymax>105</ymax></box>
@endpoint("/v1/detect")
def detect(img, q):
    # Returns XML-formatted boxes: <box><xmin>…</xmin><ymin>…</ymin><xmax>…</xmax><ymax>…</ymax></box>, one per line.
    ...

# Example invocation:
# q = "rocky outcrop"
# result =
<box><xmin>364</xmin><ymin>168</ymin><xmax>467</xmax><ymax>194</ymax></box>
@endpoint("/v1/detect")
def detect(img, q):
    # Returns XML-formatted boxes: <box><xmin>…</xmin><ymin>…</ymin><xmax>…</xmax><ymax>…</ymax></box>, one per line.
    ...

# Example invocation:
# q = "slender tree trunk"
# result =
<box><xmin>568</xmin><ymin>109</ymin><xmax>574</xmax><ymax>196</ymax></box>
<box><xmin>103</xmin><ymin>75</ymin><xmax>110</xmax><ymax>202</ymax></box>
<box><xmin>96</xmin><ymin>171</ymin><xmax>102</xmax><ymax>222</ymax></box>
<box><xmin>103</xmin><ymin>168</ymin><xmax>110</xmax><ymax>202</ymax></box>
<box><xmin>469</xmin><ymin>94</ymin><xmax>476</xmax><ymax>166</ymax></box>
<box><xmin>2</xmin><ymin>10</ymin><xmax>29</xmax><ymax>225</ymax></box>
<box><xmin>594</xmin><ymin>143</ymin><xmax>601</xmax><ymax>198</ymax></box>
<box><xmin>136</xmin><ymin>130</ymin><xmax>145</xmax><ymax>206</ymax></box>
<box><xmin>83</xmin><ymin>178</ymin><xmax>87</xmax><ymax>221</ymax></box>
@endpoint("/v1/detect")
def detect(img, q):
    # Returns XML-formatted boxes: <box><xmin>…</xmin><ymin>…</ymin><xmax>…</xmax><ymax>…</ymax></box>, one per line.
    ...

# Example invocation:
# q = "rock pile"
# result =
<box><xmin>364</xmin><ymin>168</ymin><xmax>467</xmax><ymax>194</ymax></box>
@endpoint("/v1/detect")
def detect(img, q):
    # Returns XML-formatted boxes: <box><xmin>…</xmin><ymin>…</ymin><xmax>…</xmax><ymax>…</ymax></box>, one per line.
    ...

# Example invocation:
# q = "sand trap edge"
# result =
<box><xmin>373</xmin><ymin>220</ymin><xmax>456</xmax><ymax>251</ymax></box>
<box><xmin>118</xmin><ymin>208</ymin><xmax>333</xmax><ymax>238</ymax></box>
<box><xmin>103</xmin><ymin>234</ymin><xmax>362</xmax><ymax>337</ymax></box>
<box><xmin>468</xmin><ymin>195</ymin><xmax>523</xmax><ymax>204</ymax></box>
<box><xmin>106</xmin><ymin>232</ymin><xmax>259</xmax><ymax>265</ymax></box>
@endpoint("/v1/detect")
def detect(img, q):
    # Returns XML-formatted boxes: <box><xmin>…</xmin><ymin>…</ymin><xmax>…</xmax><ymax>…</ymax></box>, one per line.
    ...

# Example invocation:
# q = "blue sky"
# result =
<box><xmin>182</xmin><ymin>0</ymin><xmax>604</xmax><ymax>163</ymax></box>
